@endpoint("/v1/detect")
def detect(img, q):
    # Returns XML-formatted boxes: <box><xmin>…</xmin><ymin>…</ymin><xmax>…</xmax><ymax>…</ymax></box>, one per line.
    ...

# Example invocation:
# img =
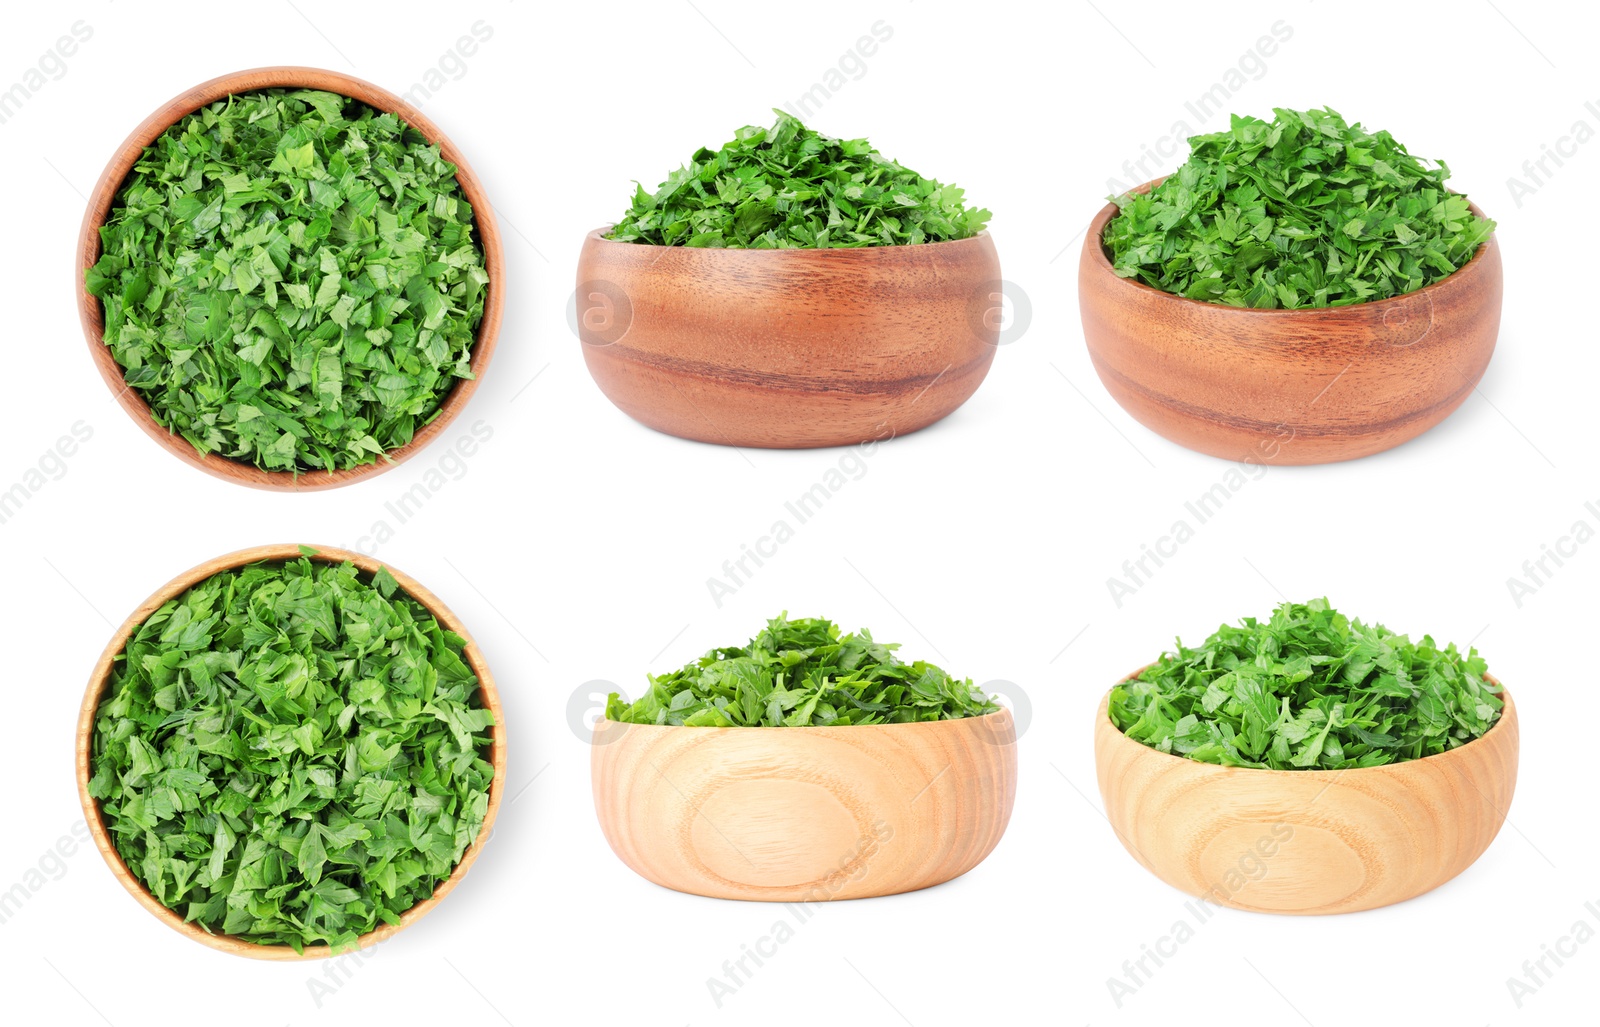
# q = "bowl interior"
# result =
<box><xmin>77</xmin><ymin>67</ymin><xmax>504</xmax><ymax>492</ymax></box>
<box><xmin>75</xmin><ymin>544</ymin><xmax>506</xmax><ymax>959</ymax></box>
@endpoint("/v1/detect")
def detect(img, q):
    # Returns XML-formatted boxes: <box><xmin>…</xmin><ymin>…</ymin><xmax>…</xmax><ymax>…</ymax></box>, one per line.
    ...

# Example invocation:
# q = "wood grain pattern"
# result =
<box><xmin>1078</xmin><ymin>180</ymin><xmax>1502</xmax><ymax>464</ymax></box>
<box><xmin>591</xmin><ymin>710</ymin><xmax>1017</xmax><ymax>900</ymax></box>
<box><xmin>75</xmin><ymin>68</ymin><xmax>505</xmax><ymax>491</ymax></box>
<box><xmin>575</xmin><ymin>229</ymin><xmax>1002</xmax><ymax>448</ymax></box>
<box><xmin>1093</xmin><ymin>681</ymin><xmax>1517</xmax><ymax>914</ymax></box>
<box><xmin>74</xmin><ymin>544</ymin><xmax>507</xmax><ymax>959</ymax></box>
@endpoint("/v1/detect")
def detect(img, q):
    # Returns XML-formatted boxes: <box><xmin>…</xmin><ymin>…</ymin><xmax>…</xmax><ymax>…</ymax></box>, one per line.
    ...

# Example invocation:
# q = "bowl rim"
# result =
<box><xmin>593</xmin><ymin>706</ymin><xmax>1015</xmax><ymax>734</ymax></box>
<box><xmin>1096</xmin><ymin>669</ymin><xmax>1514</xmax><ymax>779</ymax></box>
<box><xmin>76</xmin><ymin>66</ymin><xmax>506</xmax><ymax>493</ymax></box>
<box><xmin>1082</xmin><ymin>176</ymin><xmax>1498</xmax><ymax>316</ymax></box>
<box><xmin>74</xmin><ymin>543</ymin><xmax>507</xmax><ymax>960</ymax></box>
<box><xmin>581</xmin><ymin>225</ymin><xmax>994</xmax><ymax>255</ymax></box>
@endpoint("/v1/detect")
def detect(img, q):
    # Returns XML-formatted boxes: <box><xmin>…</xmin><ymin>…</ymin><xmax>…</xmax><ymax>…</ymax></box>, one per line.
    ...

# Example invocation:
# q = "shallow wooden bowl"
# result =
<box><xmin>75</xmin><ymin>544</ymin><xmax>506</xmax><ymax>959</ymax></box>
<box><xmin>591</xmin><ymin>710</ymin><xmax>1017</xmax><ymax>901</ymax></box>
<box><xmin>1093</xmin><ymin>681</ymin><xmax>1517</xmax><ymax>915</ymax></box>
<box><xmin>575</xmin><ymin>230</ymin><xmax>1002</xmax><ymax>448</ymax></box>
<box><xmin>1079</xmin><ymin>180</ymin><xmax>1502</xmax><ymax>464</ymax></box>
<box><xmin>76</xmin><ymin>68</ymin><xmax>505</xmax><ymax>491</ymax></box>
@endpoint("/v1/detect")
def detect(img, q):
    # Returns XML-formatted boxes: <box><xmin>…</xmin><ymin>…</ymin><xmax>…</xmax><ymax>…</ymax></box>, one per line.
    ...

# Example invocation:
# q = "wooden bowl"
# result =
<box><xmin>575</xmin><ymin>230</ymin><xmax>1002</xmax><ymax>448</ymax></box>
<box><xmin>1078</xmin><ymin>180</ymin><xmax>1502</xmax><ymax>464</ymax></box>
<box><xmin>1093</xmin><ymin>680</ymin><xmax>1517</xmax><ymax>914</ymax></box>
<box><xmin>591</xmin><ymin>710</ymin><xmax>1017</xmax><ymax>900</ymax></box>
<box><xmin>75</xmin><ymin>544</ymin><xmax>506</xmax><ymax>959</ymax></box>
<box><xmin>76</xmin><ymin>68</ymin><xmax>505</xmax><ymax>491</ymax></box>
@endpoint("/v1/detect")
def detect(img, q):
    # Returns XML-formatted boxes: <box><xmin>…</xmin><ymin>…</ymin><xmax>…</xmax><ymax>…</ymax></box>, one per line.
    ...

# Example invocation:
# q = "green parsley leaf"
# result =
<box><xmin>607</xmin><ymin>111</ymin><xmax>991</xmax><ymax>248</ymax></box>
<box><xmin>605</xmin><ymin>613</ymin><xmax>998</xmax><ymax>726</ymax></box>
<box><xmin>1103</xmin><ymin>106</ymin><xmax>1496</xmax><ymax>308</ymax></box>
<box><xmin>87</xmin><ymin>554</ymin><xmax>496</xmax><ymax>952</ymax></box>
<box><xmin>86</xmin><ymin>89</ymin><xmax>489</xmax><ymax>472</ymax></box>
<box><xmin>1108</xmin><ymin>599</ymin><xmax>1503</xmax><ymax>770</ymax></box>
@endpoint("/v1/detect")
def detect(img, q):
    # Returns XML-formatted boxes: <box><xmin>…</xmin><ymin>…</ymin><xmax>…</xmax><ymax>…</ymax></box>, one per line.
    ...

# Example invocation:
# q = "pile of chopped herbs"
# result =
<box><xmin>605</xmin><ymin>614</ymin><xmax>998</xmax><ymax>726</ymax></box>
<box><xmin>1102</xmin><ymin>106</ymin><xmax>1495</xmax><ymax>308</ymax></box>
<box><xmin>85</xmin><ymin>89</ymin><xmax>489</xmax><ymax>472</ymax></box>
<box><xmin>606</xmin><ymin>110</ymin><xmax>991</xmax><ymax>248</ymax></box>
<box><xmin>1108</xmin><ymin>599</ymin><xmax>1502</xmax><ymax>770</ymax></box>
<box><xmin>87</xmin><ymin>549</ymin><xmax>496</xmax><ymax>951</ymax></box>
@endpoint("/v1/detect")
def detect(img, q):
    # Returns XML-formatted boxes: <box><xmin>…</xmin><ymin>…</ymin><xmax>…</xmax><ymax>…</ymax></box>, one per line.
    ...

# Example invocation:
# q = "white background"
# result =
<box><xmin>2</xmin><ymin>1</ymin><xmax>1595</xmax><ymax>1024</ymax></box>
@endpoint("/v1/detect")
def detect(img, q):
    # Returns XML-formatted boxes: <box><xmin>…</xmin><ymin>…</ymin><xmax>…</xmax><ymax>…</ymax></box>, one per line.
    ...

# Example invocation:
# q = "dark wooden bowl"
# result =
<box><xmin>1078</xmin><ymin>180</ymin><xmax>1502</xmax><ymax>464</ymax></box>
<box><xmin>75</xmin><ymin>544</ymin><xmax>506</xmax><ymax>959</ymax></box>
<box><xmin>76</xmin><ymin>68</ymin><xmax>505</xmax><ymax>490</ymax></box>
<box><xmin>575</xmin><ymin>229</ymin><xmax>1002</xmax><ymax>448</ymax></box>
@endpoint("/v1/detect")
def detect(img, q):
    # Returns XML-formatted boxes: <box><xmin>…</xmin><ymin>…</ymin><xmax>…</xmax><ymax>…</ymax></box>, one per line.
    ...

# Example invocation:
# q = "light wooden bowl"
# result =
<box><xmin>575</xmin><ymin>229</ymin><xmax>1002</xmax><ymax>448</ymax></box>
<box><xmin>1093</xmin><ymin>680</ymin><xmax>1517</xmax><ymax>915</ymax></box>
<box><xmin>76</xmin><ymin>68</ymin><xmax>505</xmax><ymax>491</ymax></box>
<box><xmin>1079</xmin><ymin>179</ymin><xmax>1502</xmax><ymax>464</ymax></box>
<box><xmin>591</xmin><ymin>710</ymin><xmax>1017</xmax><ymax>901</ymax></box>
<box><xmin>75</xmin><ymin>544</ymin><xmax>506</xmax><ymax>959</ymax></box>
